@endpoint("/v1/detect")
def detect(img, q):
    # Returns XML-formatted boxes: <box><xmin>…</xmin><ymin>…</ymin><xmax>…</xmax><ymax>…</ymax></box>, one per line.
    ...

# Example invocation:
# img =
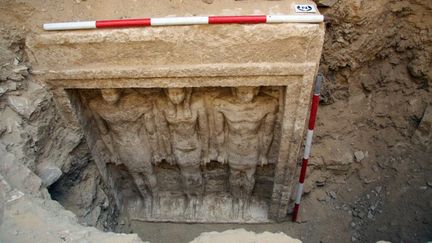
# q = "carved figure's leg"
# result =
<box><xmin>131</xmin><ymin>171</ymin><xmax>155</xmax><ymax>217</ymax></box>
<box><xmin>179</xmin><ymin>166</ymin><xmax>191</xmax><ymax>218</ymax></box>
<box><xmin>180</xmin><ymin>166</ymin><xmax>203</xmax><ymax>219</ymax></box>
<box><xmin>229</xmin><ymin>169</ymin><xmax>243</xmax><ymax>219</ymax></box>
<box><xmin>241</xmin><ymin>167</ymin><xmax>256</xmax><ymax>218</ymax></box>
<box><xmin>130</xmin><ymin>172</ymin><xmax>150</xmax><ymax>201</ymax></box>
<box><xmin>194</xmin><ymin>172</ymin><xmax>205</xmax><ymax>219</ymax></box>
<box><xmin>245</xmin><ymin>167</ymin><xmax>256</xmax><ymax>198</ymax></box>
<box><xmin>142</xmin><ymin>165</ymin><xmax>160</xmax><ymax>217</ymax></box>
<box><xmin>192</xmin><ymin>171</ymin><xmax>204</xmax><ymax>219</ymax></box>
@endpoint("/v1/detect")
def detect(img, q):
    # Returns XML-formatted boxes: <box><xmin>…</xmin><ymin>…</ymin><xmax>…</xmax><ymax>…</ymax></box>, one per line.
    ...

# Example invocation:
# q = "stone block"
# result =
<box><xmin>27</xmin><ymin>0</ymin><xmax>325</xmax><ymax>222</ymax></box>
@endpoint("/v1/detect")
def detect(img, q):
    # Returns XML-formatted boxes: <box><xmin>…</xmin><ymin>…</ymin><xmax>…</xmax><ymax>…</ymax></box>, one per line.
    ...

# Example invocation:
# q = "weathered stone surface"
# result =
<box><xmin>0</xmin><ymin>175</ymin><xmax>8</xmax><ymax>225</ymax></box>
<box><xmin>312</xmin><ymin>139</ymin><xmax>354</xmax><ymax>171</ymax></box>
<box><xmin>0</xmin><ymin>173</ymin><xmax>144</xmax><ymax>243</ymax></box>
<box><xmin>189</xmin><ymin>229</ymin><xmax>302</xmax><ymax>243</ymax></box>
<box><xmin>26</xmin><ymin>0</ymin><xmax>324</xmax><ymax>223</ymax></box>
<box><xmin>413</xmin><ymin>105</ymin><xmax>432</xmax><ymax>148</ymax></box>
<box><xmin>37</xmin><ymin>165</ymin><xmax>62</xmax><ymax>187</ymax></box>
<box><xmin>0</xmin><ymin>144</ymin><xmax>44</xmax><ymax>197</ymax></box>
<box><xmin>28</xmin><ymin>24</ymin><xmax>322</xmax><ymax>73</ymax></box>
<box><xmin>6</xmin><ymin>82</ymin><xmax>49</xmax><ymax>120</ymax></box>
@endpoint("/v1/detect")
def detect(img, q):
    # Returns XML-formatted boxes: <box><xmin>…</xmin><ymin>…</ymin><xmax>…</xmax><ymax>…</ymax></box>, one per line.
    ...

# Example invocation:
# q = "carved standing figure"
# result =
<box><xmin>155</xmin><ymin>88</ymin><xmax>210</xmax><ymax>219</ymax></box>
<box><xmin>213</xmin><ymin>86</ymin><xmax>278</xmax><ymax>218</ymax></box>
<box><xmin>89</xmin><ymin>89</ymin><xmax>160</xmax><ymax>216</ymax></box>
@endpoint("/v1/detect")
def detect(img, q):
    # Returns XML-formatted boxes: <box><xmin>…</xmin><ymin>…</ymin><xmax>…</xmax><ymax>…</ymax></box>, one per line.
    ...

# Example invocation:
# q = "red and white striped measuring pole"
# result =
<box><xmin>292</xmin><ymin>73</ymin><xmax>323</xmax><ymax>222</ymax></box>
<box><xmin>43</xmin><ymin>15</ymin><xmax>323</xmax><ymax>30</ymax></box>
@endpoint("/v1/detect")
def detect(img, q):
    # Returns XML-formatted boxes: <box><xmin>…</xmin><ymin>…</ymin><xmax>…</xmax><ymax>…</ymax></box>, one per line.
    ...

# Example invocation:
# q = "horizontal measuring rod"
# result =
<box><xmin>43</xmin><ymin>15</ymin><xmax>324</xmax><ymax>31</ymax></box>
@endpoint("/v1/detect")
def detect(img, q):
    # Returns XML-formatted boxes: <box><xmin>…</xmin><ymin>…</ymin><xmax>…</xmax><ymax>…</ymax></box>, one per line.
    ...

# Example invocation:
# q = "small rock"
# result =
<box><xmin>314</xmin><ymin>139</ymin><xmax>353</xmax><ymax>171</ymax></box>
<box><xmin>8</xmin><ymin>73</ymin><xmax>24</xmax><ymax>81</ymax></box>
<box><xmin>314</xmin><ymin>0</ymin><xmax>338</xmax><ymax>7</ymax></box>
<box><xmin>315</xmin><ymin>179</ymin><xmax>326</xmax><ymax>187</ymax></box>
<box><xmin>13</xmin><ymin>65</ymin><xmax>28</xmax><ymax>76</ymax></box>
<box><xmin>101</xmin><ymin>198</ymin><xmax>109</xmax><ymax>209</ymax></box>
<box><xmin>367</xmin><ymin>211</ymin><xmax>374</xmax><ymax>219</ymax></box>
<box><xmin>363</xmin><ymin>178</ymin><xmax>376</xmax><ymax>184</ymax></box>
<box><xmin>354</xmin><ymin>151</ymin><xmax>365</xmax><ymax>162</ymax></box>
<box><xmin>408</xmin><ymin>54</ymin><xmax>428</xmax><ymax>79</ymax></box>
<box><xmin>358</xmin><ymin>211</ymin><xmax>366</xmax><ymax>219</ymax></box>
<box><xmin>329</xmin><ymin>191</ymin><xmax>337</xmax><ymax>199</ymax></box>
<box><xmin>202</xmin><ymin>0</ymin><xmax>214</xmax><ymax>3</ymax></box>
<box><xmin>427</xmin><ymin>182</ymin><xmax>432</xmax><ymax>188</ymax></box>
<box><xmin>375</xmin><ymin>186</ymin><xmax>382</xmax><ymax>194</ymax></box>
<box><xmin>350</xmin><ymin>222</ymin><xmax>356</xmax><ymax>227</ymax></box>
<box><xmin>413</xmin><ymin>105</ymin><xmax>432</xmax><ymax>146</ymax></box>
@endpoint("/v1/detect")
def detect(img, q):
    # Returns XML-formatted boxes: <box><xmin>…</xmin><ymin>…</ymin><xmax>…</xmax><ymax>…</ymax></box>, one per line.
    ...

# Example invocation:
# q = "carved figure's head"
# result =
<box><xmin>101</xmin><ymin>88</ymin><xmax>121</xmax><ymax>105</ymax></box>
<box><xmin>232</xmin><ymin>86</ymin><xmax>260</xmax><ymax>103</ymax></box>
<box><xmin>167</xmin><ymin>88</ymin><xmax>186</xmax><ymax>105</ymax></box>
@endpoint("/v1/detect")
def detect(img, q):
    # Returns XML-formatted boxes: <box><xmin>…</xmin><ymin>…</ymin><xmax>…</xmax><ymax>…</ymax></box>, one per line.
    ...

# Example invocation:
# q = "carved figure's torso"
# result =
<box><xmin>157</xmin><ymin>96</ymin><xmax>206</xmax><ymax>166</ymax></box>
<box><xmin>165</xmin><ymin>108</ymin><xmax>199</xmax><ymax>151</ymax></box>
<box><xmin>90</xmin><ymin>93</ymin><xmax>153</xmax><ymax>170</ymax></box>
<box><xmin>215</xmin><ymin>95</ymin><xmax>278</xmax><ymax>170</ymax></box>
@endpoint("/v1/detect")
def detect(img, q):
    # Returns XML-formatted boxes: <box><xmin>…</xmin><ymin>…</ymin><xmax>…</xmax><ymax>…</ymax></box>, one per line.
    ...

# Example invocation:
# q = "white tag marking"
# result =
<box><xmin>295</xmin><ymin>4</ymin><xmax>317</xmax><ymax>13</ymax></box>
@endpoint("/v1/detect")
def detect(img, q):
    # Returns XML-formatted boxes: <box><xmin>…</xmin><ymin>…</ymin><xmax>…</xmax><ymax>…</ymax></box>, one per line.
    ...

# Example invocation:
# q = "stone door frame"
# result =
<box><xmin>41</xmin><ymin>62</ymin><xmax>317</xmax><ymax>221</ymax></box>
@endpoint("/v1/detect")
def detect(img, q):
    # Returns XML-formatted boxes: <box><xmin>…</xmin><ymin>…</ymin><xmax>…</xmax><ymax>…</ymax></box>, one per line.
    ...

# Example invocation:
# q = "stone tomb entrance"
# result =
<box><xmin>27</xmin><ymin>3</ymin><xmax>324</xmax><ymax>223</ymax></box>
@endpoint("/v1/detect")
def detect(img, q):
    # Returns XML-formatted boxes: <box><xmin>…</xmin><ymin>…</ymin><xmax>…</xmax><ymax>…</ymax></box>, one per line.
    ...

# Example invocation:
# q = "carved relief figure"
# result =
<box><xmin>89</xmin><ymin>89</ymin><xmax>159</xmax><ymax>215</ymax></box>
<box><xmin>213</xmin><ymin>86</ymin><xmax>278</xmax><ymax>218</ymax></box>
<box><xmin>155</xmin><ymin>88</ymin><xmax>210</xmax><ymax>218</ymax></box>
